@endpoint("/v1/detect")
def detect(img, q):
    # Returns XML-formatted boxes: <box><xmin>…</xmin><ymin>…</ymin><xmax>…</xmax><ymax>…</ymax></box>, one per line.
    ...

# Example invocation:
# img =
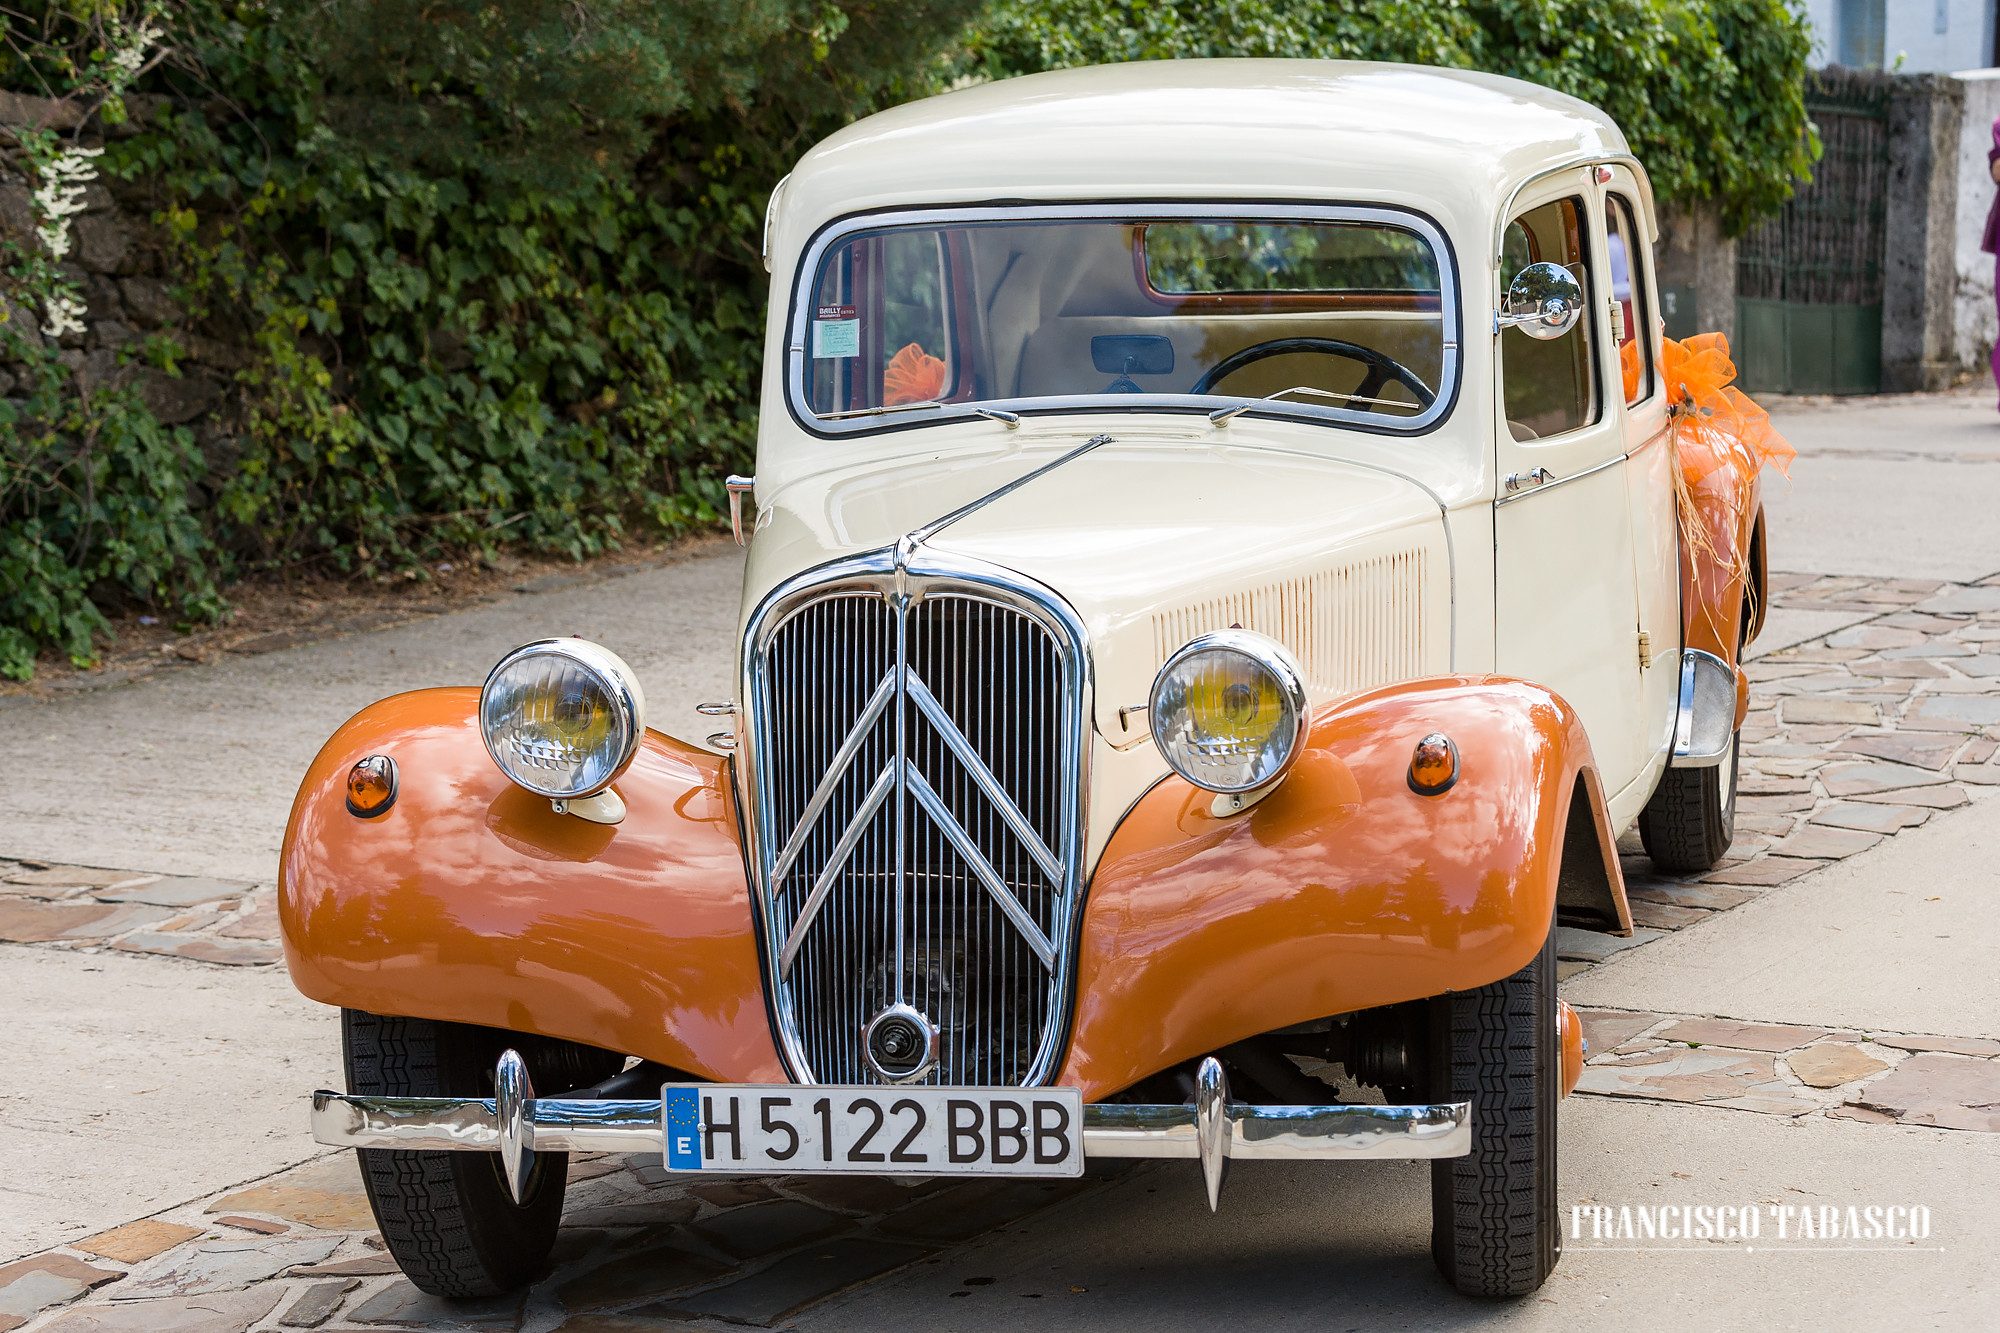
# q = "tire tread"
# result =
<box><xmin>1430</xmin><ymin>930</ymin><xmax>1558</xmax><ymax>1297</ymax></box>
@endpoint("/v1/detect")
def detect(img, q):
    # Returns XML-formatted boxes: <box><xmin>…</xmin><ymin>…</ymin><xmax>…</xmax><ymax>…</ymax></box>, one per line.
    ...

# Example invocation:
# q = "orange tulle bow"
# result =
<box><xmin>1663</xmin><ymin>332</ymin><xmax>1794</xmax><ymax>486</ymax></box>
<box><xmin>1663</xmin><ymin>332</ymin><xmax>1791</xmax><ymax>647</ymax></box>
<box><xmin>883</xmin><ymin>342</ymin><xmax>949</xmax><ymax>406</ymax></box>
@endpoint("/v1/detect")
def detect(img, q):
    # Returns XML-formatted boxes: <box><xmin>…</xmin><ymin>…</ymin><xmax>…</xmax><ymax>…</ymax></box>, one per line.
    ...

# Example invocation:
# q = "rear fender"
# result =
<box><xmin>278</xmin><ymin>688</ymin><xmax>785</xmax><ymax>1083</ymax></box>
<box><xmin>1058</xmin><ymin>676</ymin><xmax>1628</xmax><ymax>1099</ymax></box>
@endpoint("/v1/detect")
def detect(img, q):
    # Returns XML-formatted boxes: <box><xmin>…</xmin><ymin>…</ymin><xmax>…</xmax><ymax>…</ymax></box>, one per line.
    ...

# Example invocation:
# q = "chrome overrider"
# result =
<box><xmin>310</xmin><ymin>1053</ymin><xmax>1473</xmax><ymax>1213</ymax></box>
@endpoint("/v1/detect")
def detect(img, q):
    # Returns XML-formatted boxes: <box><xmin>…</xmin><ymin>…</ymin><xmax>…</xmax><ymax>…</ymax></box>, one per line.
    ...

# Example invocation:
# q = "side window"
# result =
<box><xmin>1500</xmin><ymin>197</ymin><xmax>1597</xmax><ymax>441</ymax></box>
<box><xmin>1605</xmin><ymin>195</ymin><xmax>1654</xmax><ymax>404</ymax></box>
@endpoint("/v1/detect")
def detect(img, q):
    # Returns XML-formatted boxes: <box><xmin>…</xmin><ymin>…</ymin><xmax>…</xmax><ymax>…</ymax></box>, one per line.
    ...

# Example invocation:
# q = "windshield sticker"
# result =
<box><xmin>813</xmin><ymin>306</ymin><xmax>860</xmax><ymax>359</ymax></box>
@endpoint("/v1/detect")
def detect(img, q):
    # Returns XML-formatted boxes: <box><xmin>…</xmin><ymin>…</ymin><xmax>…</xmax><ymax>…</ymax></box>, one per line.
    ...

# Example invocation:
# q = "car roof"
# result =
<box><xmin>770</xmin><ymin>59</ymin><xmax>1636</xmax><ymax>270</ymax></box>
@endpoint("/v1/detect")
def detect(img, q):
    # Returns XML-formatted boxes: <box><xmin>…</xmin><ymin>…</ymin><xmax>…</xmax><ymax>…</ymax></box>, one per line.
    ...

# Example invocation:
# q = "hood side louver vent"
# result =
<box><xmin>1151</xmin><ymin>548</ymin><xmax>1430</xmax><ymax>698</ymax></box>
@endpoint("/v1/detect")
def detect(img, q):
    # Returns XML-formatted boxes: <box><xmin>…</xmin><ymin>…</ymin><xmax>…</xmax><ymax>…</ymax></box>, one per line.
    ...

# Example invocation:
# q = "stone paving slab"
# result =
<box><xmin>1563</xmin><ymin>1006</ymin><xmax>2000</xmax><ymax>1132</ymax></box>
<box><xmin>1853</xmin><ymin>1055</ymin><xmax>2000</xmax><ymax>1131</ymax></box>
<box><xmin>37</xmin><ymin>1287</ymin><xmax>281</xmax><ymax>1332</ymax></box>
<box><xmin>0</xmin><ymin>861</ymin><xmax>277</xmax><ymax>975</ymax></box>
<box><xmin>71</xmin><ymin>1223</ymin><xmax>201</xmax><ymax>1266</ymax></box>
<box><xmin>1657</xmin><ymin>1018</ymin><xmax>1830</xmax><ymax>1052</ymax></box>
<box><xmin>276</xmin><ymin>1278</ymin><xmax>358</xmax><ymax>1328</ymax></box>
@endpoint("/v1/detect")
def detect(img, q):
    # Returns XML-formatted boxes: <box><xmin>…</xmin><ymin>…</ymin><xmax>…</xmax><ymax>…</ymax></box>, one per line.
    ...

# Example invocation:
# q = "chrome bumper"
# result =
<box><xmin>310</xmin><ymin>1054</ymin><xmax>1470</xmax><ymax>1212</ymax></box>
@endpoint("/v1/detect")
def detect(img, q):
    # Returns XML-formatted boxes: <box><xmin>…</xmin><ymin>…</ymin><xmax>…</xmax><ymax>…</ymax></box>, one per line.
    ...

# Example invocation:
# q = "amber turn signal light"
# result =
<box><xmin>346</xmin><ymin>754</ymin><xmax>399</xmax><ymax>818</ymax></box>
<box><xmin>1407</xmin><ymin>733</ymin><xmax>1458</xmax><ymax>795</ymax></box>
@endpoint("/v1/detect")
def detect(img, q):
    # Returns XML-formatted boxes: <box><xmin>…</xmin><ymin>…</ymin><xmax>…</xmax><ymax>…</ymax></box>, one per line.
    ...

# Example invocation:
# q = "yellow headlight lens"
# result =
<box><xmin>1150</xmin><ymin>632</ymin><xmax>1308</xmax><ymax>794</ymax></box>
<box><xmin>480</xmin><ymin>639</ymin><xmax>645</xmax><ymax>799</ymax></box>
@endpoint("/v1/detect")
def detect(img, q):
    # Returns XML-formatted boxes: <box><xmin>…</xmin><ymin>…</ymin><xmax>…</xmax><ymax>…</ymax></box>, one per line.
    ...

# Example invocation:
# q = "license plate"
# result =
<box><xmin>661</xmin><ymin>1084</ymin><xmax>1085</xmax><ymax>1177</ymax></box>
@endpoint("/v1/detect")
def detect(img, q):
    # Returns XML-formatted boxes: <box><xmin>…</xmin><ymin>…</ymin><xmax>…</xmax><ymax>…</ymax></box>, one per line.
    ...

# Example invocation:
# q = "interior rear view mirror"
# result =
<box><xmin>1091</xmin><ymin>334</ymin><xmax>1175</xmax><ymax>376</ymax></box>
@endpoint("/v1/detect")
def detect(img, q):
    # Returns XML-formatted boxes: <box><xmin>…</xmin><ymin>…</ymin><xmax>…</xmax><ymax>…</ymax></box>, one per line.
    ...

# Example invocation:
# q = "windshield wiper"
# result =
<box><xmin>1209</xmin><ymin>383</ymin><xmax>1428</xmax><ymax>425</ymax></box>
<box><xmin>815</xmin><ymin>399</ymin><xmax>946</xmax><ymax>421</ymax></box>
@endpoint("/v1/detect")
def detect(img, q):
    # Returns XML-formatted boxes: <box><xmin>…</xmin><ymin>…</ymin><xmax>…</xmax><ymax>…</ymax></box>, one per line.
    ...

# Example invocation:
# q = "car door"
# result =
<box><xmin>1492</xmin><ymin>183</ymin><xmax>1648</xmax><ymax>798</ymax></box>
<box><xmin>1603</xmin><ymin>177</ymin><xmax>1682</xmax><ymax>771</ymax></box>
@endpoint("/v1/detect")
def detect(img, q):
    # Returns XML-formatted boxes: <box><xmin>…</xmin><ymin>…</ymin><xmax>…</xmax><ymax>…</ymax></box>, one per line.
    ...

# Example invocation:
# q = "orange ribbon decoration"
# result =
<box><xmin>883</xmin><ymin>343</ymin><xmax>949</xmax><ymax>406</ymax></box>
<box><xmin>1663</xmin><ymin>332</ymin><xmax>1792</xmax><ymax>650</ymax></box>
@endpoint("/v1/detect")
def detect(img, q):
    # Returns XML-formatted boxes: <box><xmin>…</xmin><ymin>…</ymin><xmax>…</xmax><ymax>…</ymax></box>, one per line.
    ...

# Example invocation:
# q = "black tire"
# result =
<box><xmin>1638</xmin><ymin>730</ymin><xmax>1739</xmax><ymax>872</ymax></box>
<box><xmin>1429</xmin><ymin>927</ymin><xmax>1559</xmax><ymax>1298</ymax></box>
<box><xmin>343</xmin><ymin>1009</ymin><xmax>623</xmax><ymax>1297</ymax></box>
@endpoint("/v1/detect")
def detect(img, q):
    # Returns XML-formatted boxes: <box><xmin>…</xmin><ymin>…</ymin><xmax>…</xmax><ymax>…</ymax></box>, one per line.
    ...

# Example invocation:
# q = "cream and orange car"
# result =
<box><xmin>284</xmin><ymin>61</ymin><xmax>1765</xmax><ymax>1300</ymax></box>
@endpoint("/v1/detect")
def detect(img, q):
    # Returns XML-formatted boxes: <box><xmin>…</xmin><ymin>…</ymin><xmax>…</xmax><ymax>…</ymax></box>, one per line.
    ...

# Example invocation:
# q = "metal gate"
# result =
<box><xmin>1734</xmin><ymin>70</ymin><xmax>1890</xmax><ymax>395</ymax></box>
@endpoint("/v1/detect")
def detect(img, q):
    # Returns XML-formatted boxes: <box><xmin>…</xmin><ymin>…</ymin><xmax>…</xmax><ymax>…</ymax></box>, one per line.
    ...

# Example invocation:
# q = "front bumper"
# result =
<box><xmin>311</xmin><ymin>1053</ymin><xmax>1470</xmax><ymax>1211</ymax></box>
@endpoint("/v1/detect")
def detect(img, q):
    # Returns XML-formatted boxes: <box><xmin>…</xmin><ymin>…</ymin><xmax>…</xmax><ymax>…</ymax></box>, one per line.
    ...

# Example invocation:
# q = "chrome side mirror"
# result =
<box><xmin>1495</xmin><ymin>262</ymin><xmax>1584</xmax><ymax>340</ymax></box>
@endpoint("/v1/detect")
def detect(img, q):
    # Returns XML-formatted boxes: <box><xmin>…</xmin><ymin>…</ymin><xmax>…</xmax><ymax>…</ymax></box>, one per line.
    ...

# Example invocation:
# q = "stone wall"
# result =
<box><xmin>1882</xmin><ymin>73</ymin><xmax>1965</xmax><ymax>393</ymax></box>
<box><xmin>0</xmin><ymin>93</ymin><xmax>235</xmax><ymax>441</ymax></box>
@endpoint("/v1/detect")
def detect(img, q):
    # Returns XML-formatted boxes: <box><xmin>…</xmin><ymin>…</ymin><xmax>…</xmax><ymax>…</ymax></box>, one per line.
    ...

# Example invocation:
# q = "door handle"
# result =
<box><xmin>1505</xmin><ymin>467</ymin><xmax>1555</xmax><ymax>493</ymax></box>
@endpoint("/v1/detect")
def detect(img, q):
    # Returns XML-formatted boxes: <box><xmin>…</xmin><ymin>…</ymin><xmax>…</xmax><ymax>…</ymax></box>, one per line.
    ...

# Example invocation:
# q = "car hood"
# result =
<box><xmin>744</xmin><ymin>427</ymin><xmax>1453</xmax><ymax>745</ymax></box>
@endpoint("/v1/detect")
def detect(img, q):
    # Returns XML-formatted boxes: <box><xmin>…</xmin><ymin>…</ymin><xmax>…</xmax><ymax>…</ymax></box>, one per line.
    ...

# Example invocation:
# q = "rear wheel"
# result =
<box><xmin>1638</xmin><ymin>730</ymin><xmax>1739</xmax><ymax>872</ymax></box>
<box><xmin>343</xmin><ymin>1010</ymin><xmax>623</xmax><ymax>1297</ymax></box>
<box><xmin>1429</xmin><ymin>927</ymin><xmax>1559</xmax><ymax>1297</ymax></box>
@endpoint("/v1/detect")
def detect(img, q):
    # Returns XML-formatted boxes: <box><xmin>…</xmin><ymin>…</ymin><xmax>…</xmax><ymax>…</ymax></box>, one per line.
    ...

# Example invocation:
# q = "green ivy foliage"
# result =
<box><xmin>957</xmin><ymin>0</ymin><xmax>1817</xmax><ymax>235</ymax></box>
<box><xmin>0</xmin><ymin>0</ymin><xmax>1814</xmax><ymax>678</ymax></box>
<box><xmin>141</xmin><ymin>0</ymin><xmax>981</xmax><ymax>575</ymax></box>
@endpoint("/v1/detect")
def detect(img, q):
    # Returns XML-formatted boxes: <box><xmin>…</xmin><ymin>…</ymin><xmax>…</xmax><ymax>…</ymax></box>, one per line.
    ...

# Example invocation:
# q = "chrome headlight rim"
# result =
<box><xmin>1148</xmin><ymin>629</ymin><xmax>1311</xmax><ymax>795</ymax></box>
<box><xmin>479</xmin><ymin>638</ymin><xmax>646</xmax><ymax>800</ymax></box>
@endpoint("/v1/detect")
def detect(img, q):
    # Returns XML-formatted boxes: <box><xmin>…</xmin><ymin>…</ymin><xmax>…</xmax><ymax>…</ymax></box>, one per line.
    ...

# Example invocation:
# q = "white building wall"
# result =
<box><xmin>1802</xmin><ymin>0</ymin><xmax>1838</xmax><ymax>64</ymax></box>
<box><xmin>1807</xmin><ymin>0</ymin><xmax>1994</xmax><ymax>71</ymax></box>
<box><xmin>1885</xmin><ymin>0</ymin><xmax>1992</xmax><ymax>71</ymax></box>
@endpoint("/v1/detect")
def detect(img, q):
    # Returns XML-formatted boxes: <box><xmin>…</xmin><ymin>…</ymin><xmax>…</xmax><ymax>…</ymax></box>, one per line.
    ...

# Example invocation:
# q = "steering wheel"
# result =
<box><xmin>1189</xmin><ymin>336</ymin><xmax>1437</xmax><ymax>412</ymax></box>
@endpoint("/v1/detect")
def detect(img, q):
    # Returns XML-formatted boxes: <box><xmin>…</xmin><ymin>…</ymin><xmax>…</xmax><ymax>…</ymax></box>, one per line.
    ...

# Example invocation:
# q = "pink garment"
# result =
<box><xmin>1989</xmin><ymin>116</ymin><xmax>2000</xmax><ymax>406</ymax></box>
<box><xmin>1986</xmin><ymin>114</ymin><xmax>2000</xmax><ymax>255</ymax></box>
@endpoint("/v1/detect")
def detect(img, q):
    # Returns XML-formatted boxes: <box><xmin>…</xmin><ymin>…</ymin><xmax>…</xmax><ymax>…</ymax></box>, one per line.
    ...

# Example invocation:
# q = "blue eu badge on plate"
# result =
<box><xmin>664</xmin><ymin>1087</ymin><xmax>702</xmax><ymax>1169</ymax></box>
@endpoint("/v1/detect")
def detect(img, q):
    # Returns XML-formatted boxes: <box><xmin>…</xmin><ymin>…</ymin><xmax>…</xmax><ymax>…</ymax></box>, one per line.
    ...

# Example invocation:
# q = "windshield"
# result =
<box><xmin>791</xmin><ymin>207</ymin><xmax>1456</xmax><ymax>434</ymax></box>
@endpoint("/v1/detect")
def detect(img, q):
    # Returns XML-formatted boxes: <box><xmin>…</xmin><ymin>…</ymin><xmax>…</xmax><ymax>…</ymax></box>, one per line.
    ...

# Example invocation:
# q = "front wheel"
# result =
<box><xmin>1429</xmin><ymin>927</ymin><xmax>1559</xmax><ymax>1297</ymax></box>
<box><xmin>1638</xmin><ymin>730</ymin><xmax>1739</xmax><ymax>872</ymax></box>
<box><xmin>343</xmin><ymin>1010</ymin><xmax>623</xmax><ymax>1297</ymax></box>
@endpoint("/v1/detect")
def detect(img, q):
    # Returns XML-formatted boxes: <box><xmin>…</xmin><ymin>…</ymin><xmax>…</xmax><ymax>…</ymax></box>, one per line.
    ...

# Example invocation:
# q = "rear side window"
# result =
<box><xmin>1500</xmin><ymin>197</ymin><xmax>1598</xmax><ymax>441</ymax></box>
<box><xmin>1604</xmin><ymin>194</ymin><xmax>1654</xmax><ymax>405</ymax></box>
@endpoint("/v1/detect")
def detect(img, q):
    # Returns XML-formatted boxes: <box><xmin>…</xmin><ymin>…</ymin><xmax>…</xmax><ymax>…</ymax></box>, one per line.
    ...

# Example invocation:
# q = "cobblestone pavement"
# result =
<box><xmin>0</xmin><ymin>1150</ymin><xmax>1115</xmax><ymax>1332</ymax></box>
<box><xmin>6</xmin><ymin>568</ymin><xmax>2000</xmax><ymax>1331</ymax></box>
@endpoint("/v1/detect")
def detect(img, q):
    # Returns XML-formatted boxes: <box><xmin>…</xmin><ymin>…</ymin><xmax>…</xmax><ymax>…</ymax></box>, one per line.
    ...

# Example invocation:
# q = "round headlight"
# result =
<box><xmin>1149</xmin><ymin>630</ymin><xmax>1310</xmax><ymax>794</ymax></box>
<box><xmin>480</xmin><ymin>639</ymin><xmax>646</xmax><ymax>799</ymax></box>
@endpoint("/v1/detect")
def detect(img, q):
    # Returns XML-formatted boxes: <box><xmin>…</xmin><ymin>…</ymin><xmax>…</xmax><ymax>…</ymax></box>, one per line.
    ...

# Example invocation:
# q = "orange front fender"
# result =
<box><xmin>1057</xmin><ymin>676</ymin><xmax>1621</xmax><ymax>1099</ymax></box>
<box><xmin>278</xmin><ymin>688</ymin><xmax>784</xmax><ymax>1083</ymax></box>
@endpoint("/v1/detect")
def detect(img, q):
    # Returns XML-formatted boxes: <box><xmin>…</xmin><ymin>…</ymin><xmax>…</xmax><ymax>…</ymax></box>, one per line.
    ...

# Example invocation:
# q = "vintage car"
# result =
<box><xmin>284</xmin><ymin>60</ymin><xmax>1766</xmax><ymax>1301</ymax></box>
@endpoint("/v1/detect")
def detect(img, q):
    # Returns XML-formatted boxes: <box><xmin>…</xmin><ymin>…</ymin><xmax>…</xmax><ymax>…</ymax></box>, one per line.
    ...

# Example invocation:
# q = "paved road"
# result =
<box><xmin>2</xmin><ymin>388</ymin><xmax>1997</xmax><ymax>1329</ymax></box>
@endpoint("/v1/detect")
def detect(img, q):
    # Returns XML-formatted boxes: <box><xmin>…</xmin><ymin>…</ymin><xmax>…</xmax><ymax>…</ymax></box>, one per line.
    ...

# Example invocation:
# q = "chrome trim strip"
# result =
<box><xmin>1492</xmin><ymin>153</ymin><xmax>1654</xmax><ymax>262</ymax></box>
<box><xmin>1491</xmin><ymin>451</ymin><xmax>1625</xmax><ymax>508</ymax></box>
<box><xmin>787</xmin><ymin>202</ymin><xmax>1462</xmax><ymax>439</ymax></box>
<box><xmin>309</xmin><ymin>1091</ymin><xmax>666</xmax><ymax>1156</ymax></box>
<box><xmin>310</xmin><ymin>1090</ymin><xmax>1472</xmax><ymax>1162</ymax></box>
<box><xmin>766</xmin><ymin>674</ymin><xmax>897</xmax><ymax>889</ymax></box>
<box><xmin>907</xmin><ymin>672</ymin><xmax>1062</xmax><ymax>880</ymax></box>
<box><xmin>1626</xmin><ymin>423</ymin><xmax>1671</xmax><ymax>459</ymax></box>
<box><xmin>906</xmin><ymin>765</ymin><xmax>1057</xmax><ymax>969</ymax></box>
<box><xmin>776</xmin><ymin>764</ymin><xmax>897</xmax><ymax>978</ymax></box>
<box><xmin>1083</xmin><ymin>1098</ymin><xmax>1473</xmax><ymax>1160</ymax></box>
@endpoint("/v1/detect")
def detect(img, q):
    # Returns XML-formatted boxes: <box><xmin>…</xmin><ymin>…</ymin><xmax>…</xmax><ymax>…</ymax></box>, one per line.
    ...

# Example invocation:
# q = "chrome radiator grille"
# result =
<box><xmin>745</xmin><ymin>558</ymin><xmax>1086</xmax><ymax>1088</ymax></box>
